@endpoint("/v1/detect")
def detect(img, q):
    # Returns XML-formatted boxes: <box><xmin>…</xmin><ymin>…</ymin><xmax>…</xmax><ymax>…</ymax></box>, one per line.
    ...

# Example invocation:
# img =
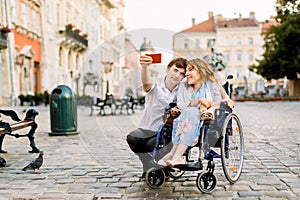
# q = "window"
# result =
<box><xmin>66</xmin><ymin>3</ymin><xmax>71</xmax><ymax>23</ymax></box>
<box><xmin>22</xmin><ymin>2</ymin><xmax>28</xmax><ymax>28</ymax></box>
<box><xmin>225</xmin><ymin>53</ymin><xmax>230</xmax><ymax>62</ymax></box>
<box><xmin>237</xmin><ymin>37</ymin><xmax>242</xmax><ymax>45</ymax></box>
<box><xmin>236</xmin><ymin>67</ymin><xmax>242</xmax><ymax>78</ymax></box>
<box><xmin>184</xmin><ymin>39</ymin><xmax>189</xmax><ymax>49</ymax></box>
<box><xmin>32</xmin><ymin>10</ymin><xmax>39</xmax><ymax>33</ymax></box>
<box><xmin>207</xmin><ymin>39</ymin><xmax>215</xmax><ymax>49</ymax></box>
<box><xmin>57</xmin><ymin>3</ymin><xmax>61</xmax><ymax>26</ymax></box>
<box><xmin>196</xmin><ymin>39</ymin><xmax>201</xmax><ymax>49</ymax></box>
<box><xmin>68</xmin><ymin>51</ymin><xmax>72</xmax><ymax>69</ymax></box>
<box><xmin>248</xmin><ymin>52</ymin><xmax>254</xmax><ymax>61</ymax></box>
<box><xmin>237</xmin><ymin>52</ymin><xmax>242</xmax><ymax>61</ymax></box>
<box><xmin>248</xmin><ymin>37</ymin><xmax>254</xmax><ymax>45</ymax></box>
<box><xmin>76</xmin><ymin>54</ymin><xmax>80</xmax><ymax>70</ymax></box>
<box><xmin>59</xmin><ymin>47</ymin><xmax>63</xmax><ymax>67</ymax></box>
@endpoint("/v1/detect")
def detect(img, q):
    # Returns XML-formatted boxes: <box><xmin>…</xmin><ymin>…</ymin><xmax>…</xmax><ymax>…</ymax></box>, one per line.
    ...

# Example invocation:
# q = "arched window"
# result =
<box><xmin>68</xmin><ymin>50</ymin><xmax>72</xmax><ymax>69</ymax></box>
<box><xmin>76</xmin><ymin>54</ymin><xmax>80</xmax><ymax>70</ymax></box>
<box><xmin>59</xmin><ymin>47</ymin><xmax>63</xmax><ymax>67</ymax></box>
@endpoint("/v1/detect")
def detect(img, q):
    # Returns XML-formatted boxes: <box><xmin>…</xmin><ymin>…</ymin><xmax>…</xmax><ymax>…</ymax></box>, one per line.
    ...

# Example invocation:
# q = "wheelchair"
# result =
<box><xmin>145</xmin><ymin>83</ymin><xmax>244</xmax><ymax>193</ymax></box>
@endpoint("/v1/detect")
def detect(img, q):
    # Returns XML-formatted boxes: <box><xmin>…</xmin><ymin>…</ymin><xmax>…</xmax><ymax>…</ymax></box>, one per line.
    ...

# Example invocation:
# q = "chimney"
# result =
<box><xmin>216</xmin><ymin>14</ymin><xmax>223</xmax><ymax>22</ymax></box>
<box><xmin>250</xmin><ymin>11</ymin><xmax>255</xmax><ymax>19</ymax></box>
<box><xmin>238</xmin><ymin>13</ymin><xmax>242</xmax><ymax>21</ymax></box>
<box><xmin>192</xmin><ymin>18</ymin><xmax>196</xmax><ymax>26</ymax></box>
<box><xmin>208</xmin><ymin>11</ymin><xmax>213</xmax><ymax>19</ymax></box>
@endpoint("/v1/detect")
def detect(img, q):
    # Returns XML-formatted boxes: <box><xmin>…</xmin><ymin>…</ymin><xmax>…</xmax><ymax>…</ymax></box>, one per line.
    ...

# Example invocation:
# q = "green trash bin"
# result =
<box><xmin>49</xmin><ymin>85</ymin><xmax>78</xmax><ymax>135</ymax></box>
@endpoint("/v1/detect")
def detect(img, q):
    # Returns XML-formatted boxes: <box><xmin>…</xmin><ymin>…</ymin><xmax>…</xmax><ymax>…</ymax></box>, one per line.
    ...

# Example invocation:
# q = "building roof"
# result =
<box><xmin>261</xmin><ymin>18</ymin><xmax>280</xmax><ymax>31</ymax></box>
<box><xmin>180</xmin><ymin>15</ymin><xmax>260</xmax><ymax>34</ymax></box>
<box><xmin>217</xmin><ymin>18</ymin><xmax>259</xmax><ymax>28</ymax></box>
<box><xmin>181</xmin><ymin>18</ymin><xmax>215</xmax><ymax>33</ymax></box>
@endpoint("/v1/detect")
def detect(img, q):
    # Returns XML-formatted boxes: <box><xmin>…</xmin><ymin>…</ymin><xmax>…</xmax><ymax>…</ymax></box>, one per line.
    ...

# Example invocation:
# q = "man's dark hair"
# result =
<box><xmin>167</xmin><ymin>58</ymin><xmax>187</xmax><ymax>71</ymax></box>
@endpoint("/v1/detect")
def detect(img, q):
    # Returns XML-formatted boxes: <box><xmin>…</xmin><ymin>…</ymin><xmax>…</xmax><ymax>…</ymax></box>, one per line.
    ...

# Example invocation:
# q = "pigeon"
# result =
<box><xmin>22</xmin><ymin>151</ymin><xmax>43</xmax><ymax>172</ymax></box>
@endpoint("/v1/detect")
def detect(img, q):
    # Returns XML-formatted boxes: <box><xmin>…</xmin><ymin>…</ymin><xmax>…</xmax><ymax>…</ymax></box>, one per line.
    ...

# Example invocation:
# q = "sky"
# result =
<box><xmin>122</xmin><ymin>0</ymin><xmax>277</xmax><ymax>67</ymax></box>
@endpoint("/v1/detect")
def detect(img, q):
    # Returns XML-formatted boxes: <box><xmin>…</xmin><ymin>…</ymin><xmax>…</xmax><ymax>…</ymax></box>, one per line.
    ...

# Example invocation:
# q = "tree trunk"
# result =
<box><xmin>288</xmin><ymin>79</ymin><xmax>300</xmax><ymax>96</ymax></box>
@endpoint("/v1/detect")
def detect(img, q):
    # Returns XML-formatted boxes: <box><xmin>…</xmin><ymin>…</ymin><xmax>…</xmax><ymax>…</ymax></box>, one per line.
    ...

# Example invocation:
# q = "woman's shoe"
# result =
<box><xmin>157</xmin><ymin>152</ymin><xmax>173</xmax><ymax>166</ymax></box>
<box><xmin>157</xmin><ymin>159</ymin><xmax>167</xmax><ymax>166</ymax></box>
<box><xmin>166</xmin><ymin>156</ymin><xmax>185</xmax><ymax>168</ymax></box>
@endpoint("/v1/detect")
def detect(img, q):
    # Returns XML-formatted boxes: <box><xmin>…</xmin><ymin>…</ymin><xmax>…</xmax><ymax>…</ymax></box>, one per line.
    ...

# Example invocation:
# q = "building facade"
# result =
<box><xmin>0</xmin><ymin>0</ymin><xmax>10</xmax><ymax>105</ymax></box>
<box><xmin>0</xmin><ymin>0</ymin><xmax>128</xmax><ymax>106</ymax></box>
<box><xmin>173</xmin><ymin>12</ymin><xmax>270</xmax><ymax>97</ymax></box>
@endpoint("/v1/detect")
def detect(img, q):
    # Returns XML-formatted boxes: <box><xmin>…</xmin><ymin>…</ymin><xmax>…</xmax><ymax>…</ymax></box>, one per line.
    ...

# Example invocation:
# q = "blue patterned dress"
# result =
<box><xmin>172</xmin><ymin>82</ymin><xmax>207</xmax><ymax>146</ymax></box>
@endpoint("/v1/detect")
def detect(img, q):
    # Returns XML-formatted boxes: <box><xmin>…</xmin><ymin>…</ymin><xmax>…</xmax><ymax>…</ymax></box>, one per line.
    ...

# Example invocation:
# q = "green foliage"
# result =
<box><xmin>250</xmin><ymin>0</ymin><xmax>300</xmax><ymax>80</ymax></box>
<box><xmin>276</xmin><ymin>0</ymin><xmax>299</xmax><ymax>22</ymax></box>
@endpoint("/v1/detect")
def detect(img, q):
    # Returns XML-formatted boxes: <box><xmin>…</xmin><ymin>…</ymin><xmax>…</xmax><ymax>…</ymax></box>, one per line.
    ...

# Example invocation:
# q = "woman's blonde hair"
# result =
<box><xmin>187</xmin><ymin>58</ymin><xmax>218</xmax><ymax>83</ymax></box>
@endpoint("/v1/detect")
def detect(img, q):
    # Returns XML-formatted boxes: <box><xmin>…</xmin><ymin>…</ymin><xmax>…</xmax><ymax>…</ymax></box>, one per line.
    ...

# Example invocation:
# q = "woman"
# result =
<box><xmin>158</xmin><ymin>58</ymin><xmax>233</xmax><ymax>167</ymax></box>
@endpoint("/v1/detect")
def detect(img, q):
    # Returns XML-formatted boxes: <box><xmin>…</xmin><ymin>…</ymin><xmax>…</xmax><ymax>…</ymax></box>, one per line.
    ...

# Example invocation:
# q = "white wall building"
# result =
<box><xmin>173</xmin><ymin>12</ymin><xmax>267</xmax><ymax>97</ymax></box>
<box><xmin>0</xmin><ymin>0</ymin><xmax>126</xmax><ymax>105</ymax></box>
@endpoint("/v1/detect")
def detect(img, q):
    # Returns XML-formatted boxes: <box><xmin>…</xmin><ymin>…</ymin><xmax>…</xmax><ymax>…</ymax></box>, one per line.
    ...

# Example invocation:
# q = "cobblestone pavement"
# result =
<box><xmin>0</xmin><ymin>101</ymin><xmax>299</xmax><ymax>200</ymax></box>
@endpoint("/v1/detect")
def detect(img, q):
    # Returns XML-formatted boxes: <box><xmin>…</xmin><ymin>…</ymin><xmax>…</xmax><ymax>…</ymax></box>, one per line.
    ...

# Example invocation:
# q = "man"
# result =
<box><xmin>126</xmin><ymin>55</ymin><xmax>187</xmax><ymax>178</ymax></box>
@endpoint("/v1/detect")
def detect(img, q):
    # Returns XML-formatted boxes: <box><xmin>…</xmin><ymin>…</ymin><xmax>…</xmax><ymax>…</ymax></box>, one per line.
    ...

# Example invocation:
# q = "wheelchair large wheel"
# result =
<box><xmin>196</xmin><ymin>171</ymin><xmax>217</xmax><ymax>193</ymax></box>
<box><xmin>145</xmin><ymin>167</ymin><xmax>166</xmax><ymax>189</ymax></box>
<box><xmin>220</xmin><ymin>113</ymin><xmax>244</xmax><ymax>184</ymax></box>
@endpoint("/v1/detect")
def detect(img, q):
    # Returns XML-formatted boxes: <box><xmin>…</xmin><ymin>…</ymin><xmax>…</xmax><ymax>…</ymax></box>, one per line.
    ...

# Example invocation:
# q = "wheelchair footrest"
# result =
<box><xmin>173</xmin><ymin>162</ymin><xmax>203</xmax><ymax>171</ymax></box>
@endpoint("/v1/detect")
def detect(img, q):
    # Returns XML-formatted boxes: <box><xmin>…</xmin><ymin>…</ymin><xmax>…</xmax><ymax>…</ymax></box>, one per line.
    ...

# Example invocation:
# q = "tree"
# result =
<box><xmin>82</xmin><ymin>72</ymin><xmax>99</xmax><ymax>95</ymax></box>
<box><xmin>250</xmin><ymin>0</ymin><xmax>300</xmax><ymax>96</ymax></box>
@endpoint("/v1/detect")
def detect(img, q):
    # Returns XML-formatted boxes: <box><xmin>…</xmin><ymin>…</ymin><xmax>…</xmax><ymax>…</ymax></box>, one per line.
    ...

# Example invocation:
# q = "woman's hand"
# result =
<box><xmin>223</xmin><ymin>98</ymin><xmax>234</xmax><ymax>108</ymax></box>
<box><xmin>198</xmin><ymin>98</ymin><xmax>212</xmax><ymax>109</ymax></box>
<box><xmin>199</xmin><ymin>104</ymin><xmax>208</xmax><ymax>113</ymax></box>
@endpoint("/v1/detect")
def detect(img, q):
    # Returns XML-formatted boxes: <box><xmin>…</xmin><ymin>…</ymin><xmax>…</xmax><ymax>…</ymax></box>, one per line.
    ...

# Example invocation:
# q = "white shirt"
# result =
<box><xmin>138</xmin><ymin>77</ymin><xmax>178</xmax><ymax>132</ymax></box>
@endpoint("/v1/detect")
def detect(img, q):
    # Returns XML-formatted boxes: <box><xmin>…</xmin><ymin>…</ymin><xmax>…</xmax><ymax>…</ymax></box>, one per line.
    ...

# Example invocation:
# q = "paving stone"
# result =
<box><xmin>0</xmin><ymin>103</ymin><xmax>299</xmax><ymax>199</ymax></box>
<box><xmin>238</xmin><ymin>191</ymin><xmax>263</xmax><ymax>197</ymax></box>
<box><xmin>250</xmin><ymin>185</ymin><xmax>276</xmax><ymax>191</ymax></box>
<box><xmin>38</xmin><ymin>192</ymin><xmax>70</xmax><ymax>199</ymax></box>
<box><xmin>55</xmin><ymin>178</ymin><xmax>75</xmax><ymax>184</ymax></box>
<box><xmin>95</xmin><ymin>192</ymin><xmax>123</xmax><ymax>199</ymax></box>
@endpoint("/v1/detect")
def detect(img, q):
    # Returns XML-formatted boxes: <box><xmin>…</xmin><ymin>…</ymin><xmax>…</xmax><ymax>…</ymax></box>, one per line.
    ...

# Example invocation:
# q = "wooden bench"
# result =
<box><xmin>114</xmin><ymin>95</ymin><xmax>136</xmax><ymax>115</ymax></box>
<box><xmin>90</xmin><ymin>94</ymin><xmax>114</xmax><ymax>116</ymax></box>
<box><xmin>0</xmin><ymin>109</ymin><xmax>40</xmax><ymax>153</ymax></box>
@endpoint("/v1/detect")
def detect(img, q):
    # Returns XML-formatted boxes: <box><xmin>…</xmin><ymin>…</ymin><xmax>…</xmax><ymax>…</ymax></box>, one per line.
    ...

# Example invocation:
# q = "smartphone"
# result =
<box><xmin>146</xmin><ymin>53</ymin><xmax>162</xmax><ymax>64</ymax></box>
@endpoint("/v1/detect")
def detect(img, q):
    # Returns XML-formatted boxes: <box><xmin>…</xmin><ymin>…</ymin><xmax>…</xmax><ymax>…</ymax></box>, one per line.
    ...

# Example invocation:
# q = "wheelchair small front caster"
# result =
<box><xmin>196</xmin><ymin>171</ymin><xmax>217</xmax><ymax>193</ymax></box>
<box><xmin>145</xmin><ymin>167</ymin><xmax>166</xmax><ymax>189</ymax></box>
<box><xmin>168</xmin><ymin>168</ymin><xmax>184</xmax><ymax>179</ymax></box>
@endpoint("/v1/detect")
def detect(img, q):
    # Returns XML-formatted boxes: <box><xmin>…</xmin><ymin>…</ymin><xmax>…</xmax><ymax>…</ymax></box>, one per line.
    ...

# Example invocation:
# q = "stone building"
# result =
<box><xmin>173</xmin><ymin>12</ymin><xmax>270</xmax><ymax>96</ymax></box>
<box><xmin>0</xmin><ymin>0</ymin><xmax>126</xmax><ymax>105</ymax></box>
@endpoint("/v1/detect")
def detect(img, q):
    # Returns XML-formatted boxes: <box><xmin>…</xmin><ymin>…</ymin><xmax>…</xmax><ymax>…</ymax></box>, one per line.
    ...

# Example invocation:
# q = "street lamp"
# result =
<box><xmin>102</xmin><ymin>61</ymin><xmax>113</xmax><ymax>94</ymax></box>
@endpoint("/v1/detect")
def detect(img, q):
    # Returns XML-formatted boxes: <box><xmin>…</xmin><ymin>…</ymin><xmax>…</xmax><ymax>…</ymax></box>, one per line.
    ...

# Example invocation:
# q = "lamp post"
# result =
<box><xmin>102</xmin><ymin>61</ymin><xmax>113</xmax><ymax>94</ymax></box>
<box><xmin>5</xmin><ymin>0</ymin><xmax>16</xmax><ymax>106</ymax></box>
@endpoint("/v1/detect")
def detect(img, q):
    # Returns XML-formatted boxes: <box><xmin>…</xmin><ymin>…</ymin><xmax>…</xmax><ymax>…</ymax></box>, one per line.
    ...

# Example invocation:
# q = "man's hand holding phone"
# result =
<box><xmin>146</xmin><ymin>53</ymin><xmax>162</xmax><ymax>64</ymax></box>
<box><xmin>140</xmin><ymin>53</ymin><xmax>162</xmax><ymax>67</ymax></box>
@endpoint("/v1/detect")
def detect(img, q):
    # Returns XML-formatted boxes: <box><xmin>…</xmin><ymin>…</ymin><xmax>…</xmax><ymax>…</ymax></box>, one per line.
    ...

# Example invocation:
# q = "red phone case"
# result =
<box><xmin>146</xmin><ymin>53</ymin><xmax>162</xmax><ymax>63</ymax></box>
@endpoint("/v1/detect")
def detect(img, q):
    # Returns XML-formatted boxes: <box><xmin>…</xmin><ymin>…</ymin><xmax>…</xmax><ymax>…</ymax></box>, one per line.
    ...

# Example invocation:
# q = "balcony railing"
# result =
<box><xmin>0</xmin><ymin>32</ymin><xmax>8</xmax><ymax>50</ymax></box>
<box><xmin>65</xmin><ymin>25</ymin><xmax>88</xmax><ymax>47</ymax></box>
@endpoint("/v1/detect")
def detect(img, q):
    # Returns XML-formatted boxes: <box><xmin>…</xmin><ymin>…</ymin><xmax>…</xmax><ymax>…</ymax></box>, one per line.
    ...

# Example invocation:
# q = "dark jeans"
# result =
<box><xmin>126</xmin><ymin>128</ymin><xmax>173</xmax><ymax>173</ymax></box>
<box><xmin>126</xmin><ymin>128</ymin><xmax>157</xmax><ymax>173</ymax></box>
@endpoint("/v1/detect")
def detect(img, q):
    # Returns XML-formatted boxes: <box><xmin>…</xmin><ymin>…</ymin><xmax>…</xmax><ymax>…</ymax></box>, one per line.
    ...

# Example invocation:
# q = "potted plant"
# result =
<box><xmin>0</xmin><ymin>25</ymin><xmax>12</xmax><ymax>34</ymax></box>
<box><xmin>33</xmin><ymin>92</ymin><xmax>44</xmax><ymax>105</ymax></box>
<box><xmin>18</xmin><ymin>94</ymin><xmax>27</xmax><ymax>106</ymax></box>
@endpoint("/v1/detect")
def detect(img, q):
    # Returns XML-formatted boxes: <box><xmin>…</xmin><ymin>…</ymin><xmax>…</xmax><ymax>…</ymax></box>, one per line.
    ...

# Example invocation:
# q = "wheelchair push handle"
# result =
<box><xmin>223</xmin><ymin>75</ymin><xmax>233</xmax><ymax>98</ymax></box>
